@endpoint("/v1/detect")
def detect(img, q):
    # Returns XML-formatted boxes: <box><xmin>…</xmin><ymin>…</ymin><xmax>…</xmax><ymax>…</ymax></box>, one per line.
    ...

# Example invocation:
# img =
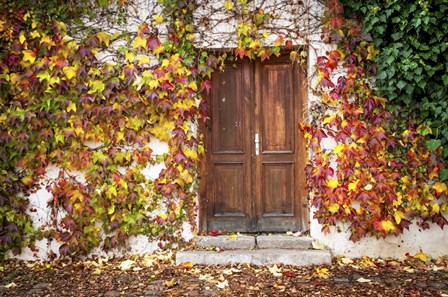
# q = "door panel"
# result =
<box><xmin>205</xmin><ymin>61</ymin><xmax>253</xmax><ymax>232</ymax></box>
<box><xmin>202</xmin><ymin>55</ymin><xmax>307</xmax><ymax>233</ymax></box>
<box><xmin>260</xmin><ymin>63</ymin><xmax>294</xmax><ymax>153</ymax></box>
<box><xmin>212</xmin><ymin>66</ymin><xmax>244</xmax><ymax>154</ymax></box>
<box><xmin>213</xmin><ymin>163</ymin><xmax>246</xmax><ymax>216</ymax></box>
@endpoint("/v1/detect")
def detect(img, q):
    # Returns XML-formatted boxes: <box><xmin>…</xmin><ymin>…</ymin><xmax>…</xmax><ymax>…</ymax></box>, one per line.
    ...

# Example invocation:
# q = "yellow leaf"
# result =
<box><xmin>108</xmin><ymin>205</ymin><xmax>115</xmax><ymax>215</ymax></box>
<box><xmin>30</xmin><ymin>30</ymin><xmax>40</xmax><ymax>39</ymax></box>
<box><xmin>414</xmin><ymin>251</ymin><xmax>428</xmax><ymax>263</ymax></box>
<box><xmin>188</xmin><ymin>81</ymin><xmax>198</xmax><ymax>91</ymax></box>
<box><xmin>348</xmin><ymin>180</ymin><xmax>358</xmax><ymax>191</ymax></box>
<box><xmin>133</xmin><ymin>36</ymin><xmax>147</xmax><ymax>49</ymax></box>
<box><xmin>328</xmin><ymin>203</ymin><xmax>339</xmax><ymax>214</ymax></box>
<box><xmin>433</xmin><ymin>182</ymin><xmax>447</xmax><ymax>194</ymax></box>
<box><xmin>327</xmin><ymin>179</ymin><xmax>338</xmax><ymax>189</ymax></box>
<box><xmin>19</xmin><ymin>32</ymin><xmax>26</xmax><ymax>44</ymax></box>
<box><xmin>106</xmin><ymin>186</ymin><xmax>117</xmax><ymax>198</ymax></box>
<box><xmin>431</xmin><ymin>203</ymin><xmax>440</xmax><ymax>214</ymax></box>
<box><xmin>315</xmin><ymin>267</ymin><xmax>329</xmax><ymax>279</ymax></box>
<box><xmin>184</xmin><ymin>149</ymin><xmax>198</xmax><ymax>160</ymax></box>
<box><xmin>66</xmin><ymin>102</ymin><xmax>77</xmax><ymax>112</ymax></box>
<box><xmin>224</xmin><ymin>0</ymin><xmax>234</xmax><ymax>10</ymax></box>
<box><xmin>97</xmin><ymin>31</ymin><xmax>110</xmax><ymax>46</ymax></box>
<box><xmin>89</xmin><ymin>80</ymin><xmax>105</xmax><ymax>94</ymax></box>
<box><xmin>323</xmin><ymin>114</ymin><xmax>335</xmax><ymax>125</ymax></box>
<box><xmin>138</xmin><ymin>55</ymin><xmax>150</xmax><ymax>66</ymax></box>
<box><xmin>227</xmin><ymin>234</ymin><xmax>238</xmax><ymax>240</ymax></box>
<box><xmin>148</xmin><ymin>79</ymin><xmax>158</xmax><ymax>90</ymax></box>
<box><xmin>161</xmin><ymin>59</ymin><xmax>169</xmax><ymax>68</ymax></box>
<box><xmin>63</xmin><ymin>66</ymin><xmax>77</xmax><ymax>80</ymax></box>
<box><xmin>22</xmin><ymin>49</ymin><xmax>36</xmax><ymax>63</ymax></box>
<box><xmin>125</xmin><ymin>51</ymin><xmax>136</xmax><ymax>62</ymax></box>
<box><xmin>394</xmin><ymin>211</ymin><xmax>404</xmax><ymax>225</ymax></box>
<box><xmin>381</xmin><ymin>220</ymin><xmax>395</xmax><ymax>232</ymax></box>
<box><xmin>153</xmin><ymin>14</ymin><xmax>164</xmax><ymax>25</ymax></box>
<box><xmin>40</xmin><ymin>35</ymin><xmax>52</xmax><ymax>45</ymax></box>
<box><xmin>333</xmin><ymin>143</ymin><xmax>345</xmax><ymax>154</ymax></box>
<box><xmin>180</xmin><ymin>262</ymin><xmax>194</xmax><ymax>269</ymax></box>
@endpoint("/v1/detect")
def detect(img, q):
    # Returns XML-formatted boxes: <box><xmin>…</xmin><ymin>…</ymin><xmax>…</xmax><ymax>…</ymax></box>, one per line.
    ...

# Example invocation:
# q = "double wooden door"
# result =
<box><xmin>201</xmin><ymin>55</ymin><xmax>308</xmax><ymax>233</ymax></box>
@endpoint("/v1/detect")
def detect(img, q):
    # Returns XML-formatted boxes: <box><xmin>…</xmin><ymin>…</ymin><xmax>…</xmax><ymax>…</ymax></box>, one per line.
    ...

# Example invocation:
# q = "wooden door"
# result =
<box><xmin>200</xmin><ymin>55</ymin><xmax>307</xmax><ymax>233</ymax></box>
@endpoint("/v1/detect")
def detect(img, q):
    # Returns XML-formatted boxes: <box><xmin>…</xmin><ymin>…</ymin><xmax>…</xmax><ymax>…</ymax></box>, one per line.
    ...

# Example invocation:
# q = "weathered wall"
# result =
<box><xmin>11</xmin><ymin>0</ymin><xmax>448</xmax><ymax>260</ymax></box>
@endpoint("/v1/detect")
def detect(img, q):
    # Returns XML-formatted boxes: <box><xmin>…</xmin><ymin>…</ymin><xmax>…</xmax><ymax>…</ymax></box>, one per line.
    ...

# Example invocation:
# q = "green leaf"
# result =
<box><xmin>425</xmin><ymin>139</ymin><xmax>441</xmax><ymax>151</ymax></box>
<box><xmin>440</xmin><ymin>169</ymin><xmax>448</xmax><ymax>182</ymax></box>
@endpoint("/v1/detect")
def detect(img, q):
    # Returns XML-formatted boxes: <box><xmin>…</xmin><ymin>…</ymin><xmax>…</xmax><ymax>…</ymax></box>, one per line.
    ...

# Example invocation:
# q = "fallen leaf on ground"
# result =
<box><xmin>119</xmin><ymin>259</ymin><xmax>135</xmax><ymax>271</ymax></box>
<box><xmin>312</xmin><ymin>241</ymin><xmax>325</xmax><ymax>250</ymax></box>
<box><xmin>227</xmin><ymin>234</ymin><xmax>238</xmax><ymax>240</ymax></box>
<box><xmin>356</xmin><ymin>277</ymin><xmax>372</xmax><ymax>283</ymax></box>
<box><xmin>164</xmin><ymin>278</ymin><xmax>177</xmax><ymax>288</ymax></box>
<box><xmin>180</xmin><ymin>262</ymin><xmax>194</xmax><ymax>269</ymax></box>
<box><xmin>4</xmin><ymin>282</ymin><xmax>17</xmax><ymax>289</ymax></box>
<box><xmin>216</xmin><ymin>279</ymin><xmax>229</xmax><ymax>289</ymax></box>
<box><xmin>268</xmin><ymin>265</ymin><xmax>282</xmax><ymax>277</ymax></box>
<box><xmin>314</xmin><ymin>267</ymin><xmax>330</xmax><ymax>279</ymax></box>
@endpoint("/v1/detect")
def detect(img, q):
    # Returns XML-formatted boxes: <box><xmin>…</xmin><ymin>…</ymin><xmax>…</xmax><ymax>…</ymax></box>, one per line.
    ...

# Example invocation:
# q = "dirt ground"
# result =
<box><xmin>1</xmin><ymin>252</ymin><xmax>447</xmax><ymax>296</ymax></box>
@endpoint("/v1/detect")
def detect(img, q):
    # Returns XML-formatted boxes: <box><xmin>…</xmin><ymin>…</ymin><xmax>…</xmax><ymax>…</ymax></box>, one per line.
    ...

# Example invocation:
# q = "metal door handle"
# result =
<box><xmin>254</xmin><ymin>133</ymin><xmax>259</xmax><ymax>156</ymax></box>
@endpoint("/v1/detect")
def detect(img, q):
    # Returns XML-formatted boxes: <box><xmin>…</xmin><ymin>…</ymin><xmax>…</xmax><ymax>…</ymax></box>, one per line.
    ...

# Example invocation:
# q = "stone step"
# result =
<box><xmin>196</xmin><ymin>235</ymin><xmax>313</xmax><ymax>250</ymax></box>
<box><xmin>175</xmin><ymin>249</ymin><xmax>331</xmax><ymax>266</ymax></box>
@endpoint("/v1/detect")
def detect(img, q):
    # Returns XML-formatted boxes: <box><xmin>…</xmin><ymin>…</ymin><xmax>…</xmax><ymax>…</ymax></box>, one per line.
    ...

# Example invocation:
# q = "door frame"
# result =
<box><xmin>198</xmin><ymin>50</ymin><xmax>309</xmax><ymax>233</ymax></box>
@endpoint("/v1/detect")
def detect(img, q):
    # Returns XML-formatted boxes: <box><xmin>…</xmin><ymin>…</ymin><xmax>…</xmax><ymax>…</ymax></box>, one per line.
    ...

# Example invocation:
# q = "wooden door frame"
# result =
<box><xmin>198</xmin><ymin>50</ymin><xmax>309</xmax><ymax>233</ymax></box>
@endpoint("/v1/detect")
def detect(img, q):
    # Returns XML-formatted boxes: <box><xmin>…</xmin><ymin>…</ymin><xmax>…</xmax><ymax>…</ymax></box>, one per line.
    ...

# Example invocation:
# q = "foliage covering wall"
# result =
<box><xmin>0</xmin><ymin>0</ymin><xmax>447</xmax><ymax>260</ymax></box>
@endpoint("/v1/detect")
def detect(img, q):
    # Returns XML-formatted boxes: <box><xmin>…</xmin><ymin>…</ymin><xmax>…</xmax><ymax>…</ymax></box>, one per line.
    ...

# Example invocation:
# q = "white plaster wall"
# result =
<box><xmin>310</xmin><ymin>214</ymin><xmax>448</xmax><ymax>259</ymax></box>
<box><xmin>10</xmin><ymin>0</ymin><xmax>448</xmax><ymax>261</ymax></box>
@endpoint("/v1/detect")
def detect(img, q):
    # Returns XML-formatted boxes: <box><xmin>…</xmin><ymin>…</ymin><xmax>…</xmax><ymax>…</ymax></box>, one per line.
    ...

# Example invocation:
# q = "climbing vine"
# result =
<box><xmin>341</xmin><ymin>0</ymin><xmax>448</xmax><ymax>174</ymax></box>
<box><xmin>1</xmin><ymin>0</ymin><xmax>314</xmax><ymax>259</ymax></box>
<box><xmin>2</xmin><ymin>0</ymin><xmax>445</xmax><ymax>260</ymax></box>
<box><xmin>303</xmin><ymin>0</ymin><xmax>448</xmax><ymax>241</ymax></box>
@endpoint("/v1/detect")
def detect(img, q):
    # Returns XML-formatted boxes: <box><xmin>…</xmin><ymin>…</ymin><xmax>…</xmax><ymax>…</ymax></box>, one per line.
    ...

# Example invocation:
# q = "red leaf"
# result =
<box><xmin>201</xmin><ymin>79</ymin><xmax>212</xmax><ymax>94</ymax></box>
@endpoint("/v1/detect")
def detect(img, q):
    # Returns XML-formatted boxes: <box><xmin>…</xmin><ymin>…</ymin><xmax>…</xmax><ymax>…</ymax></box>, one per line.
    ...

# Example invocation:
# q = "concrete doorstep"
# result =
<box><xmin>176</xmin><ymin>235</ymin><xmax>331</xmax><ymax>266</ymax></box>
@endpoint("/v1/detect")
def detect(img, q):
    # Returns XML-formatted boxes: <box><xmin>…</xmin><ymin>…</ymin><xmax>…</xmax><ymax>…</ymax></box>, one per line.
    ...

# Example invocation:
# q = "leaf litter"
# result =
<box><xmin>0</xmin><ymin>252</ymin><xmax>447</xmax><ymax>296</ymax></box>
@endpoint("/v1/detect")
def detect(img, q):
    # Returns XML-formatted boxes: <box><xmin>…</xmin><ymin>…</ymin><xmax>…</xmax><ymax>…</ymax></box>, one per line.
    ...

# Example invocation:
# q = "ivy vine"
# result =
<box><xmin>341</xmin><ymin>0</ymin><xmax>448</xmax><ymax>179</ymax></box>
<box><xmin>303</xmin><ymin>0</ymin><xmax>448</xmax><ymax>241</ymax></box>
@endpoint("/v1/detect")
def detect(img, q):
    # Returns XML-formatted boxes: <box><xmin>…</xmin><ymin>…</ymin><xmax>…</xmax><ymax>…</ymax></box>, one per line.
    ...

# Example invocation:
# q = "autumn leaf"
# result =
<box><xmin>224</xmin><ymin>0</ymin><xmax>233</xmax><ymax>10</ymax></box>
<box><xmin>22</xmin><ymin>49</ymin><xmax>36</xmax><ymax>63</ymax></box>
<box><xmin>66</xmin><ymin>102</ymin><xmax>77</xmax><ymax>112</ymax></box>
<box><xmin>133</xmin><ymin>36</ymin><xmax>147</xmax><ymax>49</ymax></box>
<box><xmin>180</xmin><ymin>262</ymin><xmax>194</xmax><ymax>269</ymax></box>
<box><xmin>97</xmin><ymin>31</ymin><xmax>111</xmax><ymax>46</ymax></box>
<box><xmin>268</xmin><ymin>265</ymin><xmax>282</xmax><ymax>277</ymax></box>
<box><xmin>216</xmin><ymin>279</ymin><xmax>229</xmax><ymax>289</ymax></box>
<box><xmin>328</xmin><ymin>203</ymin><xmax>339</xmax><ymax>214</ymax></box>
<box><xmin>433</xmin><ymin>182</ymin><xmax>447</xmax><ymax>194</ymax></box>
<box><xmin>327</xmin><ymin>179</ymin><xmax>338</xmax><ymax>189</ymax></box>
<box><xmin>414</xmin><ymin>251</ymin><xmax>429</xmax><ymax>263</ymax></box>
<box><xmin>63</xmin><ymin>66</ymin><xmax>77</xmax><ymax>80</ymax></box>
<box><xmin>314</xmin><ymin>267</ymin><xmax>330</xmax><ymax>279</ymax></box>
<box><xmin>119</xmin><ymin>259</ymin><xmax>135</xmax><ymax>271</ymax></box>
<box><xmin>153</xmin><ymin>14</ymin><xmax>164</xmax><ymax>25</ymax></box>
<box><xmin>312</xmin><ymin>241</ymin><xmax>325</xmax><ymax>250</ymax></box>
<box><xmin>227</xmin><ymin>234</ymin><xmax>238</xmax><ymax>240</ymax></box>
<box><xmin>356</xmin><ymin>277</ymin><xmax>371</xmax><ymax>283</ymax></box>
<box><xmin>381</xmin><ymin>220</ymin><xmax>395</xmax><ymax>232</ymax></box>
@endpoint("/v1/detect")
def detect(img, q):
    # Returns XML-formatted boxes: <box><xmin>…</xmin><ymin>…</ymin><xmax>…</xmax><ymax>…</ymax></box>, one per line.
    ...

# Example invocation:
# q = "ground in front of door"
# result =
<box><xmin>1</xmin><ymin>251</ymin><xmax>447</xmax><ymax>296</ymax></box>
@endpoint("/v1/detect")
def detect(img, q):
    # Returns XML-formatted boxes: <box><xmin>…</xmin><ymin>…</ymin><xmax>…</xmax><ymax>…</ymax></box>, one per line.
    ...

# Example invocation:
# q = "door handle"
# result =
<box><xmin>254</xmin><ymin>133</ymin><xmax>260</xmax><ymax>156</ymax></box>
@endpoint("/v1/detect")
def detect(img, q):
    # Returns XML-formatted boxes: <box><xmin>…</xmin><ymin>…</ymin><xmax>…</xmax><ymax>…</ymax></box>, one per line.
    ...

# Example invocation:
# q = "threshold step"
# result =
<box><xmin>196</xmin><ymin>235</ymin><xmax>313</xmax><ymax>250</ymax></box>
<box><xmin>175</xmin><ymin>249</ymin><xmax>331</xmax><ymax>266</ymax></box>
